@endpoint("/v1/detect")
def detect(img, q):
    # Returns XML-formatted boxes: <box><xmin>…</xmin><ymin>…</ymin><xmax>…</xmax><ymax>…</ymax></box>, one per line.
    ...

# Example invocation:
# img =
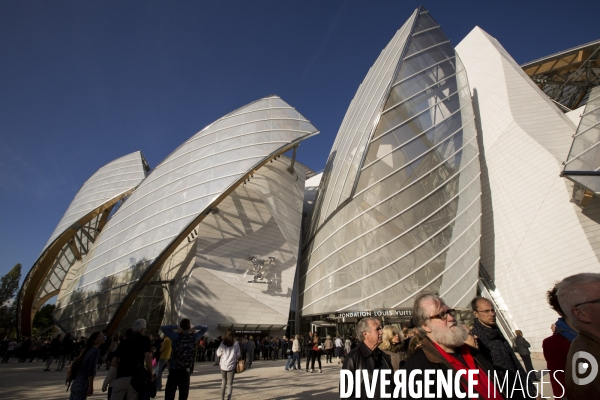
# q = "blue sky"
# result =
<box><xmin>1</xmin><ymin>0</ymin><xmax>599</xmax><ymax>283</ymax></box>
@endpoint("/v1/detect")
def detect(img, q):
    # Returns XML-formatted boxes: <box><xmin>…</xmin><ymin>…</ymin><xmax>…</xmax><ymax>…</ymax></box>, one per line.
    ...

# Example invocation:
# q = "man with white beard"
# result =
<box><xmin>401</xmin><ymin>293</ymin><xmax>504</xmax><ymax>400</ymax></box>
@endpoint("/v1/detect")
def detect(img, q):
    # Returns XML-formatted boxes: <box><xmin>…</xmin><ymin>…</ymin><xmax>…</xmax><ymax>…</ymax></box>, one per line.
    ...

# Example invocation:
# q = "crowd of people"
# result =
<box><xmin>2</xmin><ymin>271</ymin><xmax>598</xmax><ymax>399</ymax></box>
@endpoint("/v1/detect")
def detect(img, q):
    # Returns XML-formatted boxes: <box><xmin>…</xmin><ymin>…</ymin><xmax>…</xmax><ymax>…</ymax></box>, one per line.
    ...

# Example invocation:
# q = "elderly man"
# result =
<box><xmin>402</xmin><ymin>293</ymin><xmax>508</xmax><ymax>399</ymax></box>
<box><xmin>104</xmin><ymin>319</ymin><xmax>154</xmax><ymax>400</ymax></box>
<box><xmin>556</xmin><ymin>273</ymin><xmax>600</xmax><ymax>398</ymax></box>
<box><xmin>342</xmin><ymin>317</ymin><xmax>392</xmax><ymax>399</ymax></box>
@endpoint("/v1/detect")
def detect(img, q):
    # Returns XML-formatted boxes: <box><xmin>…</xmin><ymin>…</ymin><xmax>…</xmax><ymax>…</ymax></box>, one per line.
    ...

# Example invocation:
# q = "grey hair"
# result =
<box><xmin>132</xmin><ymin>318</ymin><xmax>147</xmax><ymax>332</ymax></box>
<box><xmin>355</xmin><ymin>317</ymin><xmax>379</xmax><ymax>342</ymax></box>
<box><xmin>556</xmin><ymin>273</ymin><xmax>600</xmax><ymax>326</ymax></box>
<box><xmin>412</xmin><ymin>293</ymin><xmax>445</xmax><ymax>336</ymax></box>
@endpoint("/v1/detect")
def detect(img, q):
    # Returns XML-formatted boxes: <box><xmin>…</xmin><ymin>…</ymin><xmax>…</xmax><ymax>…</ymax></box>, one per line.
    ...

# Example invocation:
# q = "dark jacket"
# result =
<box><xmin>471</xmin><ymin>319</ymin><xmax>536</xmax><ymax>398</ymax></box>
<box><xmin>48</xmin><ymin>337</ymin><xmax>61</xmax><ymax>357</ymax></box>
<box><xmin>341</xmin><ymin>341</ymin><xmax>392</xmax><ymax>400</ymax></box>
<box><xmin>514</xmin><ymin>336</ymin><xmax>531</xmax><ymax>356</ymax></box>
<box><xmin>401</xmin><ymin>337</ymin><xmax>496</xmax><ymax>400</ymax></box>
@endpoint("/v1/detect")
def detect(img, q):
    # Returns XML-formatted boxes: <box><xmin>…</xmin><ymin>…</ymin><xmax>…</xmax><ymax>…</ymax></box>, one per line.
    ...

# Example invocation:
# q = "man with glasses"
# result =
<box><xmin>470</xmin><ymin>297</ymin><xmax>536</xmax><ymax>398</ymax></box>
<box><xmin>556</xmin><ymin>273</ymin><xmax>600</xmax><ymax>398</ymax></box>
<box><xmin>402</xmin><ymin>293</ymin><xmax>505</xmax><ymax>399</ymax></box>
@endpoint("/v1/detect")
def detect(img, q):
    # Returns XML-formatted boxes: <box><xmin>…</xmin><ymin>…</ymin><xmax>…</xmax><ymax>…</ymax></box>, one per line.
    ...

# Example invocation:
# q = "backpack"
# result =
<box><xmin>65</xmin><ymin>354</ymin><xmax>82</xmax><ymax>391</ymax></box>
<box><xmin>174</xmin><ymin>332</ymin><xmax>196</xmax><ymax>369</ymax></box>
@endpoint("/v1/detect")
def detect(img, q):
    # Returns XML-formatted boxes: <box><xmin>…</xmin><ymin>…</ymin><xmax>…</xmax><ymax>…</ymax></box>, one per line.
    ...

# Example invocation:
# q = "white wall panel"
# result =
<box><xmin>457</xmin><ymin>27</ymin><xmax>600</xmax><ymax>352</ymax></box>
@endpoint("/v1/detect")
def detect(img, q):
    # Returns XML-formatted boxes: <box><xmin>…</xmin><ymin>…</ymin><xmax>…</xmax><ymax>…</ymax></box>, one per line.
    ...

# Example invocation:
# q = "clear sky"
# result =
<box><xmin>1</xmin><ymin>0</ymin><xmax>599</xmax><ymax>283</ymax></box>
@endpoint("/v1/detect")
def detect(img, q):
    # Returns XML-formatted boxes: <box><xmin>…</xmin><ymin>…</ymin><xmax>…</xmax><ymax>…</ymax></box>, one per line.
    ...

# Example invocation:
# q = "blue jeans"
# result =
<box><xmin>156</xmin><ymin>359</ymin><xmax>169</xmax><ymax>390</ymax></box>
<box><xmin>69</xmin><ymin>378</ymin><xmax>89</xmax><ymax>400</ymax></box>
<box><xmin>292</xmin><ymin>352</ymin><xmax>301</xmax><ymax>369</ymax></box>
<box><xmin>285</xmin><ymin>354</ymin><xmax>293</xmax><ymax>370</ymax></box>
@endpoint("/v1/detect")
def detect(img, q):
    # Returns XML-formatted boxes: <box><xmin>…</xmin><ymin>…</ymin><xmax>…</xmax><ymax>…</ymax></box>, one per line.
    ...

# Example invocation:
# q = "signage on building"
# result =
<box><xmin>234</xmin><ymin>330</ymin><xmax>270</xmax><ymax>335</ymax></box>
<box><xmin>335</xmin><ymin>309</ymin><xmax>412</xmax><ymax>319</ymax></box>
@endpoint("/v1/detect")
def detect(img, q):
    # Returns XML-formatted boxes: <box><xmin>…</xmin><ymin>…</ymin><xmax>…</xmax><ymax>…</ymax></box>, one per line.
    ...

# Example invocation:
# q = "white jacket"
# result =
<box><xmin>292</xmin><ymin>339</ymin><xmax>301</xmax><ymax>352</ymax></box>
<box><xmin>216</xmin><ymin>341</ymin><xmax>241</xmax><ymax>372</ymax></box>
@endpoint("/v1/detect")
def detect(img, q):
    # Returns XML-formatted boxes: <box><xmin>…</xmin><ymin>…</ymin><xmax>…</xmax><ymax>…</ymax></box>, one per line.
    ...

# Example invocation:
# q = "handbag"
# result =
<box><xmin>130</xmin><ymin>366</ymin><xmax>157</xmax><ymax>399</ymax></box>
<box><xmin>236</xmin><ymin>359</ymin><xmax>246</xmax><ymax>373</ymax></box>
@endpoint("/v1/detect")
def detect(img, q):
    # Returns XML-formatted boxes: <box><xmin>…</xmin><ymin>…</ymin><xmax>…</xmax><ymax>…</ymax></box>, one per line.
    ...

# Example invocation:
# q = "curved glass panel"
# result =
<box><xmin>564</xmin><ymin>87</ymin><xmax>600</xmax><ymax>193</ymax></box>
<box><xmin>299</xmin><ymin>7</ymin><xmax>481</xmax><ymax>316</ymax></box>
<box><xmin>54</xmin><ymin>96</ymin><xmax>318</xmax><ymax>334</ymax></box>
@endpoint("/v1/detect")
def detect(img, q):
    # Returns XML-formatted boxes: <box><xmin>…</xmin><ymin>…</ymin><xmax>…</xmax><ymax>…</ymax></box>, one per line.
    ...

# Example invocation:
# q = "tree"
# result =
<box><xmin>32</xmin><ymin>304</ymin><xmax>56</xmax><ymax>335</ymax></box>
<box><xmin>0</xmin><ymin>263</ymin><xmax>21</xmax><ymax>305</ymax></box>
<box><xmin>0</xmin><ymin>264</ymin><xmax>22</xmax><ymax>338</ymax></box>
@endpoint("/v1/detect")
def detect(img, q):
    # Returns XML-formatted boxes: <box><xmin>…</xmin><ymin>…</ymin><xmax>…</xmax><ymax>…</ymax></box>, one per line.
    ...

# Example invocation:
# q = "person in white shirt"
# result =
<box><xmin>334</xmin><ymin>334</ymin><xmax>344</xmax><ymax>364</ymax></box>
<box><xmin>1</xmin><ymin>338</ymin><xmax>18</xmax><ymax>363</ymax></box>
<box><xmin>292</xmin><ymin>335</ymin><xmax>301</xmax><ymax>370</ymax></box>
<box><xmin>216</xmin><ymin>330</ymin><xmax>241</xmax><ymax>400</ymax></box>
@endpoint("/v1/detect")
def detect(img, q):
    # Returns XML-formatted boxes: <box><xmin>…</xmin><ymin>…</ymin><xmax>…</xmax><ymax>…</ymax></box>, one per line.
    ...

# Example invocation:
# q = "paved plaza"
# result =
<box><xmin>0</xmin><ymin>356</ymin><xmax>558</xmax><ymax>400</ymax></box>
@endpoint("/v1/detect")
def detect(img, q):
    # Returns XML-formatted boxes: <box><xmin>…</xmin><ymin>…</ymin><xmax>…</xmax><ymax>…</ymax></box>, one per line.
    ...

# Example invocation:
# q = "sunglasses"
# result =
<box><xmin>429</xmin><ymin>309</ymin><xmax>457</xmax><ymax>320</ymax></box>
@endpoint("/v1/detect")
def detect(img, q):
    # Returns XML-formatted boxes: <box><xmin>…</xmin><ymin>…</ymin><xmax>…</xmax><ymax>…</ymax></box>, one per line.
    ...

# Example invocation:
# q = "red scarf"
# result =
<box><xmin>431</xmin><ymin>341</ymin><xmax>504</xmax><ymax>400</ymax></box>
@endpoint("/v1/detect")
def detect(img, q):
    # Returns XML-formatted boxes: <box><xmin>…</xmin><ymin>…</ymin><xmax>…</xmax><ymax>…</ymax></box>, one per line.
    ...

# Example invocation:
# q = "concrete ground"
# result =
<box><xmin>0</xmin><ymin>356</ymin><xmax>557</xmax><ymax>399</ymax></box>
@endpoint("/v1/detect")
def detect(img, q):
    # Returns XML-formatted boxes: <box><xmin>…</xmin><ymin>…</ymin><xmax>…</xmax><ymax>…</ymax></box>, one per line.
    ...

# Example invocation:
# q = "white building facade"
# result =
<box><xmin>456</xmin><ymin>27</ymin><xmax>600</xmax><ymax>352</ymax></box>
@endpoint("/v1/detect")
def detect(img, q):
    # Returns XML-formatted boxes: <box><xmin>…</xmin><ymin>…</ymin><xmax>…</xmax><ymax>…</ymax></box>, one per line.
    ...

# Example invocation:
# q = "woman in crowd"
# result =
<box><xmin>68</xmin><ymin>331</ymin><xmax>105</xmax><ymax>400</ymax></box>
<box><xmin>323</xmin><ymin>335</ymin><xmax>334</xmax><ymax>363</ymax></box>
<box><xmin>309</xmin><ymin>335</ymin><xmax>322</xmax><ymax>373</ymax></box>
<box><xmin>216</xmin><ymin>329</ymin><xmax>241</xmax><ymax>400</ymax></box>
<box><xmin>344</xmin><ymin>335</ymin><xmax>352</xmax><ymax>359</ymax></box>
<box><xmin>514</xmin><ymin>329</ymin><xmax>534</xmax><ymax>374</ymax></box>
<box><xmin>284</xmin><ymin>336</ymin><xmax>295</xmax><ymax>371</ymax></box>
<box><xmin>378</xmin><ymin>326</ymin><xmax>403</xmax><ymax>372</ymax></box>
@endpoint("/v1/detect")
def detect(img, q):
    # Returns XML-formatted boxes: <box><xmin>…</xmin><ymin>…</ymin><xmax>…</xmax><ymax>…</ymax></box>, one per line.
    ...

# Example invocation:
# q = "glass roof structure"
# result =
<box><xmin>563</xmin><ymin>86</ymin><xmax>600</xmax><ymax>194</ymax></box>
<box><xmin>308</xmin><ymin>9</ymin><xmax>418</xmax><ymax>231</ymax></box>
<box><xmin>17</xmin><ymin>151</ymin><xmax>148</xmax><ymax>336</ymax></box>
<box><xmin>299</xmin><ymin>7</ymin><xmax>481</xmax><ymax>315</ymax></box>
<box><xmin>522</xmin><ymin>39</ymin><xmax>600</xmax><ymax>111</ymax></box>
<box><xmin>52</xmin><ymin>96</ymin><xmax>318</xmax><ymax>335</ymax></box>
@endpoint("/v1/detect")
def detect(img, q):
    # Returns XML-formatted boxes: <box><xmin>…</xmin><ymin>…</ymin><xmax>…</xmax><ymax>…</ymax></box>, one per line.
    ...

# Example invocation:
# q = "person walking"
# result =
<box><xmin>378</xmin><ymin>325</ymin><xmax>403</xmax><ymax>372</ymax></box>
<box><xmin>284</xmin><ymin>336</ymin><xmax>294</xmax><ymax>371</ymax></box>
<box><xmin>105</xmin><ymin>334</ymin><xmax>119</xmax><ymax>370</ymax></box>
<box><xmin>68</xmin><ymin>332</ymin><xmax>105</xmax><ymax>400</ymax></box>
<box><xmin>309</xmin><ymin>336</ymin><xmax>323</xmax><ymax>373</ymax></box>
<box><xmin>43</xmin><ymin>333</ymin><xmax>62</xmax><ymax>371</ymax></box>
<box><xmin>304</xmin><ymin>332</ymin><xmax>313</xmax><ymax>371</ymax></box>
<box><xmin>1</xmin><ymin>338</ymin><xmax>17</xmax><ymax>363</ymax></box>
<box><xmin>344</xmin><ymin>336</ymin><xmax>351</xmax><ymax>359</ymax></box>
<box><xmin>291</xmin><ymin>334</ymin><xmax>301</xmax><ymax>371</ymax></box>
<box><xmin>18</xmin><ymin>337</ymin><xmax>31</xmax><ymax>363</ymax></box>
<box><xmin>245</xmin><ymin>335</ymin><xmax>255</xmax><ymax>368</ymax></box>
<box><xmin>161</xmin><ymin>319</ymin><xmax>208</xmax><ymax>400</ymax></box>
<box><xmin>514</xmin><ymin>330</ymin><xmax>534</xmax><ymax>374</ymax></box>
<box><xmin>216</xmin><ymin>329</ymin><xmax>241</xmax><ymax>400</ymax></box>
<box><xmin>29</xmin><ymin>337</ymin><xmax>43</xmax><ymax>362</ymax></box>
<box><xmin>58</xmin><ymin>333</ymin><xmax>75</xmax><ymax>371</ymax></box>
<box><xmin>156</xmin><ymin>332</ymin><xmax>172</xmax><ymax>391</ymax></box>
<box><xmin>104</xmin><ymin>319</ymin><xmax>154</xmax><ymax>400</ymax></box>
<box><xmin>324</xmin><ymin>335</ymin><xmax>334</xmax><ymax>363</ymax></box>
<box><xmin>334</xmin><ymin>334</ymin><xmax>344</xmax><ymax>364</ymax></box>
